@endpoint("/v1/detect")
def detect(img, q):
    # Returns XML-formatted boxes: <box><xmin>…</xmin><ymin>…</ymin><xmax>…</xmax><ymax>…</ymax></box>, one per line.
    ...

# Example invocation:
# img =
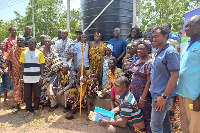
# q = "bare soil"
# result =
<box><xmin>0</xmin><ymin>93</ymin><xmax>108</xmax><ymax>133</ymax></box>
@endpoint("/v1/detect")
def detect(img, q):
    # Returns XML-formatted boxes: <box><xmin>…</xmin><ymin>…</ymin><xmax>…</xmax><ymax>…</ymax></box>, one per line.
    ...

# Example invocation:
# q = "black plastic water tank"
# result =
<box><xmin>81</xmin><ymin>0</ymin><xmax>133</xmax><ymax>42</ymax></box>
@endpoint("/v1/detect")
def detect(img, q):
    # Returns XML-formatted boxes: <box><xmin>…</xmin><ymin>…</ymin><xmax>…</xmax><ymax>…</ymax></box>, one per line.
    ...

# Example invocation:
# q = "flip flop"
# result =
<box><xmin>10</xmin><ymin>108</ymin><xmax>19</xmax><ymax>114</ymax></box>
<box><xmin>23</xmin><ymin>111</ymin><xmax>31</xmax><ymax>117</ymax></box>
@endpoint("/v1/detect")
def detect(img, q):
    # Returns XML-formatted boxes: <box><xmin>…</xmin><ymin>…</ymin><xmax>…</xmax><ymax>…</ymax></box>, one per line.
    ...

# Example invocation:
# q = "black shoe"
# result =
<box><xmin>63</xmin><ymin>107</ymin><xmax>70</xmax><ymax>113</ymax></box>
<box><xmin>48</xmin><ymin>105</ymin><xmax>58</xmax><ymax>112</ymax></box>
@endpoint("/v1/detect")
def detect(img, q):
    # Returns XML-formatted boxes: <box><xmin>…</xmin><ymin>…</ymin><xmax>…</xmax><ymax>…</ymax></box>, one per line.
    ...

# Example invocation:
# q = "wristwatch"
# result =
<box><xmin>161</xmin><ymin>94</ymin><xmax>168</xmax><ymax>99</ymax></box>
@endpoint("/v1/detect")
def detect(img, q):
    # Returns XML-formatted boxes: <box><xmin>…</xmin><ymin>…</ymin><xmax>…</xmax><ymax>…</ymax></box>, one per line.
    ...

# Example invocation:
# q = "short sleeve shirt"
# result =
<box><xmin>108</xmin><ymin>38</ymin><xmax>127</xmax><ymax>68</ymax></box>
<box><xmin>150</xmin><ymin>43</ymin><xmax>180</xmax><ymax>97</ymax></box>
<box><xmin>19</xmin><ymin>49</ymin><xmax>45</xmax><ymax>83</ymax></box>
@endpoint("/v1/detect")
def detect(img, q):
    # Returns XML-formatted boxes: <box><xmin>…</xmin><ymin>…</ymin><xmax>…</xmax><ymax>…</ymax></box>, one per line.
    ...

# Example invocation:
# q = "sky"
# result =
<box><xmin>0</xmin><ymin>0</ymin><xmax>80</xmax><ymax>22</ymax></box>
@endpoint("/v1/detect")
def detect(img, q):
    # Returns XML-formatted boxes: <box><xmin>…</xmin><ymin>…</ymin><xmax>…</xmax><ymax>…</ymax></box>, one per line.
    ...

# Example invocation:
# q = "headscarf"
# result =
<box><xmin>106</xmin><ymin>44</ymin><xmax>113</xmax><ymax>52</ymax></box>
<box><xmin>94</xmin><ymin>32</ymin><xmax>101</xmax><ymax>37</ymax></box>
<box><xmin>140</xmin><ymin>40</ymin><xmax>152</xmax><ymax>53</ymax></box>
<box><xmin>145</xmin><ymin>32</ymin><xmax>152</xmax><ymax>37</ymax></box>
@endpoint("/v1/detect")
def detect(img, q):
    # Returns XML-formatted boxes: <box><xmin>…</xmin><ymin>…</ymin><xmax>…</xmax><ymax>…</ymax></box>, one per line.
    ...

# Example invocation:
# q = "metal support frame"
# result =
<box><xmin>132</xmin><ymin>0</ymin><xmax>136</xmax><ymax>28</ymax></box>
<box><xmin>83</xmin><ymin>0</ymin><xmax>115</xmax><ymax>33</ymax></box>
<box><xmin>32</xmin><ymin>0</ymin><xmax>35</xmax><ymax>37</ymax></box>
<box><xmin>67</xmin><ymin>0</ymin><xmax>70</xmax><ymax>30</ymax></box>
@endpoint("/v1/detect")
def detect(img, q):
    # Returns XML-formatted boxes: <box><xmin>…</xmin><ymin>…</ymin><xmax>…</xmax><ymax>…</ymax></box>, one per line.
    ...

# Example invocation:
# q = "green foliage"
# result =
<box><xmin>0</xmin><ymin>0</ymin><xmax>81</xmax><ymax>42</ymax></box>
<box><xmin>140</xmin><ymin>0</ymin><xmax>200</xmax><ymax>33</ymax></box>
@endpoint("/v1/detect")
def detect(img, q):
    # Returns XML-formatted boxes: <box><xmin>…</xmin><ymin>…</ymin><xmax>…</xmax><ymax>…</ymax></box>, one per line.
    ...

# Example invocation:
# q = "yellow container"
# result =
<box><xmin>189</xmin><ymin>104</ymin><xmax>193</xmax><ymax>110</ymax></box>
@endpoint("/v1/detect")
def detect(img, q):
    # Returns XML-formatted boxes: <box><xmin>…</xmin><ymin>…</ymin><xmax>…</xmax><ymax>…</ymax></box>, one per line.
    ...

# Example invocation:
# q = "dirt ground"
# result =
<box><xmin>0</xmin><ymin>92</ymin><xmax>109</xmax><ymax>133</ymax></box>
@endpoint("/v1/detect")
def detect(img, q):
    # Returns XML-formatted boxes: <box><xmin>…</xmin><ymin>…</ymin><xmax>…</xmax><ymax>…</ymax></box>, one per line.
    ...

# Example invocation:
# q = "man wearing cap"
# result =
<box><xmin>74</xmin><ymin>30</ymin><xmax>83</xmax><ymax>43</ymax></box>
<box><xmin>108</xmin><ymin>28</ymin><xmax>127</xmax><ymax>69</ymax></box>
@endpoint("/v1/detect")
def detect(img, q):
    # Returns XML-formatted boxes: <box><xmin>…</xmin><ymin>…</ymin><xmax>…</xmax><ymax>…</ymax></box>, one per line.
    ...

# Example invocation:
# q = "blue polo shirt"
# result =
<box><xmin>108</xmin><ymin>37</ymin><xmax>127</xmax><ymax>68</ymax></box>
<box><xmin>177</xmin><ymin>37</ymin><xmax>200</xmax><ymax>100</ymax></box>
<box><xmin>150</xmin><ymin>43</ymin><xmax>180</xmax><ymax>97</ymax></box>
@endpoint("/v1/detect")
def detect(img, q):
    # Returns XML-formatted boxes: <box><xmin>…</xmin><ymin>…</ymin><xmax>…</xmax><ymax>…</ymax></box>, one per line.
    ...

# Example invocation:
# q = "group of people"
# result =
<box><xmin>0</xmin><ymin>15</ymin><xmax>200</xmax><ymax>133</ymax></box>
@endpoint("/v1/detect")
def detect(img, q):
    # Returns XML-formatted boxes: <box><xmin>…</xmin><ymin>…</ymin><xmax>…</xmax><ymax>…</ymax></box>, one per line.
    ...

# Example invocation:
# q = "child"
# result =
<box><xmin>19</xmin><ymin>38</ymin><xmax>45</xmax><ymax>116</ymax></box>
<box><xmin>73</xmin><ymin>34</ymin><xmax>89</xmax><ymax>71</ymax></box>
<box><xmin>0</xmin><ymin>41</ymin><xmax>6</xmax><ymax>98</ymax></box>
<box><xmin>102</xmin><ymin>44</ymin><xmax>114</xmax><ymax>89</ymax></box>
<box><xmin>0</xmin><ymin>41</ymin><xmax>13</xmax><ymax>106</ymax></box>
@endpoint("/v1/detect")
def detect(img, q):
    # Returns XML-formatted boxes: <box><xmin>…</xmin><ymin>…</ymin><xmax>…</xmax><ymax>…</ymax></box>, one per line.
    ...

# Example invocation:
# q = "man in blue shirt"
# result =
<box><xmin>177</xmin><ymin>15</ymin><xmax>200</xmax><ymax>133</ymax></box>
<box><xmin>150</xmin><ymin>26</ymin><xmax>180</xmax><ymax>132</ymax></box>
<box><xmin>108</xmin><ymin>28</ymin><xmax>127</xmax><ymax>68</ymax></box>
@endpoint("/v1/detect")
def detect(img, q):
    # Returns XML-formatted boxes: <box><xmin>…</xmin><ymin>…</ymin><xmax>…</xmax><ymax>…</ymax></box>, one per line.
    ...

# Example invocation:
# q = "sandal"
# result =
<box><xmin>65</xmin><ymin>113</ymin><xmax>74</xmax><ymax>120</ymax></box>
<box><xmin>4</xmin><ymin>101</ymin><xmax>9</xmax><ymax>106</ymax></box>
<box><xmin>10</xmin><ymin>108</ymin><xmax>19</xmax><ymax>114</ymax></box>
<box><xmin>48</xmin><ymin>105</ymin><xmax>58</xmax><ymax>112</ymax></box>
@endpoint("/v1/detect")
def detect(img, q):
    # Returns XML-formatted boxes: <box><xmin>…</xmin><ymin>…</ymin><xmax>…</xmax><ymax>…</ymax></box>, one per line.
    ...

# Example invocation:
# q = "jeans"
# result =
<box><xmin>150</xmin><ymin>93</ymin><xmax>174</xmax><ymax>133</ymax></box>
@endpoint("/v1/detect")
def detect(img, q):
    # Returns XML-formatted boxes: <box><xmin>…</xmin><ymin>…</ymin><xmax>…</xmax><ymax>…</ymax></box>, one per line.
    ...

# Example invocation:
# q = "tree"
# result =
<box><xmin>140</xmin><ymin>0</ymin><xmax>200</xmax><ymax>32</ymax></box>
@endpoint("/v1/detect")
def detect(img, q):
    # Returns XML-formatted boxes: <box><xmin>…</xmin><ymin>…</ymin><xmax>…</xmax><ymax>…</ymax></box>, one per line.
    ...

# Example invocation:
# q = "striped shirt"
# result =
<box><xmin>120</xmin><ymin>90</ymin><xmax>144</xmax><ymax>127</ymax></box>
<box><xmin>19</xmin><ymin>49</ymin><xmax>45</xmax><ymax>83</ymax></box>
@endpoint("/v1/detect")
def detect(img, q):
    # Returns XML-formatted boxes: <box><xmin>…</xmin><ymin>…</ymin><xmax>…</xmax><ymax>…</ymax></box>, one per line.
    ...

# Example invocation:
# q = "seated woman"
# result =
<box><xmin>66</xmin><ymin>66</ymin><xmax>98</xmax><ymax>120</ymax></box>
<box><xmin>48</xmin><ymin>64</ymin><xmax>75</xmax><ymax>112</ymax></box>
<box><xmin>101</xmin><ymin>58</ymin><xmax>121</xmax><ymax>99</ymax></box>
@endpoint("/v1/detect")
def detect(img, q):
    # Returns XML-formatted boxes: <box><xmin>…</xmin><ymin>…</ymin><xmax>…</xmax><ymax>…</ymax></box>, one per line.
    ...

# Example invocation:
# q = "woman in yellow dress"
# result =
<box><xmin>89</xmin><ymin>32</ymin><xmax>106</xmax><ymax>89</ymax></box>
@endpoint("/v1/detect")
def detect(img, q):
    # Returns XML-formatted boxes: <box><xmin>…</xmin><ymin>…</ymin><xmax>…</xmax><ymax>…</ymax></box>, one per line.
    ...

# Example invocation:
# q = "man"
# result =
<box><xmin>54</xmin><ymin>30</ymin><xmax>74</xmax><ymax>67</ymax></box>
<box><xmin>150</xmin><ymin>26</ymin><xmax>180</xmax><ymax>132</ymax></box>
<box><xmin>161</xmin><ymin>22</ymin><xmax>180</xmax><ymax>51</ymax></box>
<box><xmin>51</xmin><ymin>29</ymin><xmax>62</xmax><ymax>45</ymax></box>
<box><xmin>48</xmin><ymin>64</ymin><xmax>75</xmax><ymax>112</ymax></box>
<box><xmin>23</xmin><ymin>26</ymin><xmax>32</xmax><ymax>47</ymax></box>
<box><xmin>100</xmin><ymin>76</ymin><xmax>146</xmax><ymax>133</ymax></box>
<box><xmin>73</xmin><ymin>34</ymin><xmax>89</xmax><ymax>71</ymax></box>
<box><xmin>37</xmin><ymin>34</ymin><xmax>46</xmax><ymax>49</ymax></box>
<box><xmin>74</xmin><ymin>30</ymin><xmax>83</xmax><ymax>43</ymax></box>
<box><xmin>19</xmin><ymin>38</ymin><xmax>45</xmax><ymax>116</ymax></box>
<box><xmin>108</xmin><ymin>28</ymin><xmax>127</xmax><ymax>68</ymax></box>
<box><xmin>177</xmin><ymin>15</ymin><xmax>200</xmax><ymax>133</ymax></box>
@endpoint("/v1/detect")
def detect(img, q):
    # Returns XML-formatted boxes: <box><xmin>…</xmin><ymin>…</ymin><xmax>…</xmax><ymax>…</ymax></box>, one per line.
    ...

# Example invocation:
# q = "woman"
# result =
<box><xmin>89</xmin><ymin>32</ymin><xmax>106</xmax><ymax>89</ymax></box>
<box><xmin>102</xmin><ymin>58</ymin><xmax>121</xmax><ymax>99</ymax></box>
<box><xmin>1</xmin><ymin>26</ymin><xmax>16</xmax><ymax>106</ymax></box>
<box><xmin>128</xmin><ymin>41</ymin><xmax>152</xmax><ymax>133</ymax></box>
<box><xmin>40</xmin><ymin>35</ymin><xmax>63</xmax><ymax>106</ymax></box>
<box><xmin>127</xmin><ymin>27</ymin><xmax>143</xmax><ymax>44</ymax></box>
<box><xmin>8</xmin><ymin>37</ymin><xmax>26</xmax><ymax>114</ymax></box>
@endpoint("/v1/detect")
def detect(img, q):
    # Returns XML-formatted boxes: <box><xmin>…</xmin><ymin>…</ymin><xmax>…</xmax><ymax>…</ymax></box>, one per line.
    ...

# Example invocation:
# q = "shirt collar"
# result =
<box><xmin>156</xmin><ymin>43</ymin><xmax>170</xmax><ymax>56</ymax></box>
<box><xmin>189</xmin><ymin>37</ymin><xmax>200</xmax><ymax>45</ymax></box>
<box><xmin>120</xmin><ymin>90</ymin><xmax>130</xmax><ymax>99</ymax></box>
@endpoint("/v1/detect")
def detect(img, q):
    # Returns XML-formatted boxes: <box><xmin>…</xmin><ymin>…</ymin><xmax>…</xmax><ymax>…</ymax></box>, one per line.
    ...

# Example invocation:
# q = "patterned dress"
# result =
<box><xmin>40</xmin><ymin>48</ymin><xmax>63</xmax><ymax>105</ymax></box>
<box><xmin>89</xmin><ymin>43</ymin><xmax>106</xmax><ymax>89</ymax></box>
<box><xmin>67</xmin><ymin>70</ymin><xmax>98</xmax><ymax>110</ymax></box>
<box><xmin>103</xmin><ymin>68</ymin><xmax>121</xmax><ymax>94</ymax></box>
<box><xmin>8</xmin><ymin>45</ymin><xmax>25</xmax><ymax>104</ymax></box>
<box><xmin>1</xmin><ymin>52</ymin><xmax>14</xmax><ymax>93</ymax></box>
<box><xmin>129</xmin><ymin>61</ymin><xmax>152</xmax><ymax>133</ymax></box>
<box><xmin>0</xmin><ymin>50</ymin><xmax>5</xmax><ymax>97</ymax></box>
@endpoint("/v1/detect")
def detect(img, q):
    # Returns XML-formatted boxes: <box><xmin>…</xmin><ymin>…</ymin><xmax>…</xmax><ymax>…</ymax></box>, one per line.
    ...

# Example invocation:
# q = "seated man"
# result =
<box><xmin>100</xmin><ymin>76</ymin><xmax>146</xmax><ymax>133</ymax></box>
<box><xmin>48</xmin><ymin>64</ymin><xmax>75</xmax><ymax>112</ymax></box>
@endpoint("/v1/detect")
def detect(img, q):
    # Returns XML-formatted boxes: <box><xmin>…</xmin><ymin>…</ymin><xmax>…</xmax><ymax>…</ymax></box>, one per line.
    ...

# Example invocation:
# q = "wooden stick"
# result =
<box><xmin>80</xmin><ymin>42</ymin><xmax>85</xmax><ymax>116</ymax></box>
